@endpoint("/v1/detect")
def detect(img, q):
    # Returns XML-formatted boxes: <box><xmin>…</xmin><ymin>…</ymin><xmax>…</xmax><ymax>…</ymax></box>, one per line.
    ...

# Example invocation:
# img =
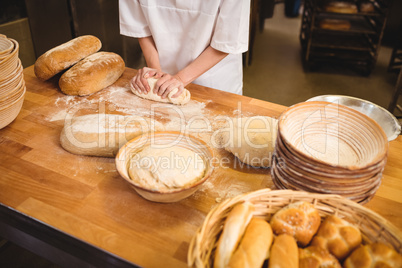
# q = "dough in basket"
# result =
<box><xmin>128</xmin><ymin>145</ymin><xmax>205</xmax><ymax>192</ymax></box>
<box><xmin>60</xmin><ymin>114</ymin><xmax>164</xmax><ymax>157</ymax></box>
<box><xmin>130</xmin><ymin>77</ymin><xmax>191</xmax><ymax>105</ymax></box>
<box><xmin>218</xmin><ymin>116</ymin><xmax>278</xmax><ymax>167</ymax></box>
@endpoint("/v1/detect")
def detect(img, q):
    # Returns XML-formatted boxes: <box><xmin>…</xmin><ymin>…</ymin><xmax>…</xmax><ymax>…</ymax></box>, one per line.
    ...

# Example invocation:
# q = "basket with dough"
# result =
<box><xmin>187</xmin><ymin>188</ymin><xmax>402</xmax><ymax>268</ymax></box>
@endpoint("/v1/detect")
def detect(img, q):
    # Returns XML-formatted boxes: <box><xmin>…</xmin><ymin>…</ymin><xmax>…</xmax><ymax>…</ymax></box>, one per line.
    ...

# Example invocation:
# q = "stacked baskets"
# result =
<box><xmin>271</xmin><ymin>101</ymin><xmax>389</xmax><ymax>204</ymax></box>
<box><xmin>0</xmin><ymin>34</ymin><xmax>25</xmax><ymax>129</ymax></box>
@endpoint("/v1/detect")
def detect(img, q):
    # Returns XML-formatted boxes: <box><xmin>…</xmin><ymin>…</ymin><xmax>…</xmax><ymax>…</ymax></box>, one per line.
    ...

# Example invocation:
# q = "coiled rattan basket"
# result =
<box><xmin>187</xmin><ymin>188</ymin><xmax>402</xmax><ymax>268</ymax></box>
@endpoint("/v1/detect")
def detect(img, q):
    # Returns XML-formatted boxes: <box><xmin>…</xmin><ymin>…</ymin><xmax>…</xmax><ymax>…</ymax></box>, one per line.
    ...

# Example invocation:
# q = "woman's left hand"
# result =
<box><xmin>153</xmin><ymin>73</ymin><xmax>185</xmax><ymax>99</ymax></box>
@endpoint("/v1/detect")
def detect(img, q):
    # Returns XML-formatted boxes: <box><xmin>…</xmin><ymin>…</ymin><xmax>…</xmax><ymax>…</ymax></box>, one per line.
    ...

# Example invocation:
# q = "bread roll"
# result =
<box><xmin>319</xmin><ymin>19</ymin><xmax>351</xmax><ymax>30</ymax></box>
<box><xmin>299</xmin><ymin>246</ymin><xmax>341</xmax><ymax>268</ymax></box>
<box><xmin>214</xmin><ymin>202</ymin><xmax>254</xmax><ymax>268</ymax></box>
<box><xmin>324</xmin><ymin>2</ymin><xmax>358</xmax><ymax>13</ymax></box>
<box><xmin>268</xmin><ymin>234</ymin><xmax>298</xmax><ymax>268</ymax></box>
<box><xmin>130</xmin><ymin>77</ymin><xmax>191</xmax><ymax>105</ymax></box>
<box><xmin>227</xmin><ymin>218</ymin><xmax>273</xmax><ymax>268</ymax></box>
<box><xmin>34</xmin><ymin>35</ymin><xmax>101</xmax><ymax>81</ymax></box>
<box><xmin>60</xmin><ymin>114</ymin><xmax>164</xmax><ymax>157</ymax></box>
<box><xmin>360</xmin><ymin>2</ymin><xmax>375</xmax><ymax>12</ymax></box>
<box><xmin>270</xmin><ymin>201</ymin><xmax>321</xmax><ymax>246</ymax></box>
<box><xmin>343</xmin><ymin>243</ymin><xmax>402</xmax><ymax>268</ymax></box>
<box><xmin>59</xmin><ymin>52</ymin><xmax>125</xmax><ymax>96</ymax></box>
<box><xmin>310</xmin><ymin>215</ymin><xmax>361</xmax><ymax>260</ymax></box>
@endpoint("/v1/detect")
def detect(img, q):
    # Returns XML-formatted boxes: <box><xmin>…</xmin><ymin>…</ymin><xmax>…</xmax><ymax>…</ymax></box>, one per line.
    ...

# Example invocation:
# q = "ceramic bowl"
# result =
<box><xmin>115</xmin><ymin>131</ymin><xmax>214</xmax><ymax>203</ymax></box>
<box><xmin>306</xmin><ymin>95</ymin><xmax>401</xmax><ymax>141</ymax></box>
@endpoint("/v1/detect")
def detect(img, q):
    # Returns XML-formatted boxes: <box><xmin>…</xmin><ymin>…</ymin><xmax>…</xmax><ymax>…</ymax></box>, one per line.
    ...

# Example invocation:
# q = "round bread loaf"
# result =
<box><xmin>343</xmin><ymin>243</ymin><xmax>402</xmax><ymax>268</ymax></box>
<box><xmin>299</xmin><ymin>246</ymin><xmax>341</xmax><ymax>268</ymax></box>
<box><xmin>59</xmin><ymin>51</ymin><xmax>125</xmax><ymax>96</ymax></box>
<box><xmin>310</xmin><ymin>215</ymin><xmax>362</xmax><ymax>260</ymax></box>
<box><xmin>34</xmin><ymin>35</ymin><xmax>101</xmax><ymax>81</ymax></box>
<box><xmin>270</xmin><ymin>201</ymin><xmax>321</xmax><ymax>246</ymax></box>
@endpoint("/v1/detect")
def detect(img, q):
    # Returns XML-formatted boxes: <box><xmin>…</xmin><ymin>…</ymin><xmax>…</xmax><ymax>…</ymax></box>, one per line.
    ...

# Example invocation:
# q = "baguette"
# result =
<box><xmin>34</xmin><ymin>35</ymin><xmax>101</xmax><ymax>81</ymax></box>
<box><xmin>60</xmin><ymin>114</ymin><xmax>164</xmax><ymax>157</ymax></box>
<box><xmin>214</xmin><ymin>202</ymin><xmax>254</xmax><ymax>268</ymax></box>
<box><xmin>59</xmin><ymin>52</ymin><xmax>125</xmax><ymax>96</ymax></box>
<box><xmin>269</xmin><ymin>234</ymin><xmax>298</xmax><ymax>268</ymax></box>
<box><xmin>227</xmin><ymin>218</ymin><xmax>273</xmax><ymax>268</ymax></box>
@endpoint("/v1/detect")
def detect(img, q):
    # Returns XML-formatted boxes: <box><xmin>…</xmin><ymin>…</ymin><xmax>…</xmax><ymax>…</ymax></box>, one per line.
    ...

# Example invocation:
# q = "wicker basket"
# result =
<box><xmin>187</xmin><ymin>188</ymin><xmax>402</xmax><ymax>268</ymax></box>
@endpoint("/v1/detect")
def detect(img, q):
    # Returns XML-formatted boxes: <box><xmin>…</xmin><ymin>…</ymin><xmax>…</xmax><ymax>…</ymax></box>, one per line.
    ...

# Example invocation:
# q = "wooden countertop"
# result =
<box><xmin>0</xmin><ymin>66</ymin><xmax>401</xmax><ymax>267</ymax></box>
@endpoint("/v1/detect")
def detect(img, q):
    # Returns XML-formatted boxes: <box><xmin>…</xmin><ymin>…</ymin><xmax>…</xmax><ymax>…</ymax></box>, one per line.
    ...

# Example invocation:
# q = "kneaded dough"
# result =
<box><xmin>130</xmin><ymin>77</ymin><xmax>191</xmax><ymax>105</ymax></box>
<box><xmin>219</xmin><ymin>116</ymin><xmax>278</xmax><ymax>167</ymax></box>
<box><xmin>60</xmin><ymin>114</ymin><xmax>164</xmax><ymax>157</ymax></box>
<box><xmin>128</xmin><ymin>145</ymin><xmax>205</xmax><ymax>192</ymax></box>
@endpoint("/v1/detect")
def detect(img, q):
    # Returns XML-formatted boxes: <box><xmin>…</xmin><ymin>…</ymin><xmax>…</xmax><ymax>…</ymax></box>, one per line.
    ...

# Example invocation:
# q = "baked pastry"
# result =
<box><xmin>299</xmin><ymin>246</ymin><xmax>341</xmax><ymax>268</ymax></box>
<box><xmin>214</xmin><ymin>202</ymin><xmax>254</xmax><ymax>268</ymax></box>
<box><xmin>34</xmin><ymin>35</ymin><xmax>101</xmax><ymax>81</ymax></box>
<box><xmin>319</xmin><ymin>19</ymin><xmax>351</xmax><ymax>30</ymax></box>
<box><xmin>343</xmin><ymin>243</ymin><xmax>402</xmax><ymax>268</ymax></box>
<box><xmin>270</xmin><ymin>201</ymin><xmax>321</xmax><ymax>246</ymax></box>
<box><xmin>227</xmin><ymin>218</ymin><xmax>273</xmax><ymax>268</ymax></box>
<box><xmin>268</xmin><ymin>234</ymin><xmax>298</xmax><ymax>268</ymax></box>
<box><xmin>310</xmin><ymin>215</ymin><xmax>362</xmax><ymax>260</ymax></box>
<box><xmin>59</xmin><ymin>51</ymin><xmax>125</xmax><ymax>96</ymax></box>
<box><xmin>360</xmin><ymin>2</ymin><xmax>375</xmax><ymax>12</ymax></box>
<box><xmin>324</xmin><ymin>1</ymin><xmax>358</xmax><ymax>13</ymax></box>
<box><xmin>130</xmin><ymin>77</ymin><xmax>191</xmax><ymax>105</ymax></box>
<box><xmin>60</xmin><ymin>114</ymin><xmax>164</xmax><ymax>157</ymax></box>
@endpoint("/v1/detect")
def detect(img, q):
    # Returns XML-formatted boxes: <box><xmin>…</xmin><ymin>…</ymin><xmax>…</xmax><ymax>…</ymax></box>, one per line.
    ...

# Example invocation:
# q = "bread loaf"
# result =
<box><xmin>214</xmin><ymin>202</ymin><xmax>254</xmax><ymax>268</ymax></box>
<box><xmin>268</xmin><ymin>234</ymin><xmax>298</xmax><ymax>268</ymax></box>
<box><xmin>59</xmin><ymin>52</ymin><xmax>125</xmax><ymax>96</ymax></box>
<box><xmin>324</xmin><ymin>2</ymin><xmax>358</xmax><ymax>13</ymax></box>
<box><xmin>343</xmin><ymin>243</ymin><xmax>402</xmax><ymax>268</ymax></box>
<box><xmin>270</xmin><ymin>201</ymin><xmax>321</xmax><ymax>246</ymax></box>
<box><xmin>130</xmin><ymin>77</ymin><xmax>191</xmax><ymax>105</ymax></box>
<box><xmin>34</xmin><ymin>35</ymin><xmax>101</xmax><ymax>81</ymax></box>
<box><xmin>299</xmin><ymin>246</ymin><xmax>341</xmax><ymax>268</ymax></box>
<box><xmin>227</xmin><ymin>218</ymin><xmax>273</xmax><ymax>268</ymax></box>
<box><xmin>319</xmin><ymin>19</ymin><xmax>351</xmax><ymax>30</ymax></box>
<box><xmin>60</xmin><ymin>114</ymin><xmax>164</xmax><ymax>157</ymax></box>
<box><xmin>310</xmin><ymin>215</ymin><xmax>362</xmax><ymax>260</ymax></box>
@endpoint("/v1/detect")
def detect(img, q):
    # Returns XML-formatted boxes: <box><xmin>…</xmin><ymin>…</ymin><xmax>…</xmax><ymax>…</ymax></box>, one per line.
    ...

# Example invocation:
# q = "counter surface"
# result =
<box><xmin>0</xmin><ymin>66</ymin><xmax>401</xmax><ymax>267</ymax></box>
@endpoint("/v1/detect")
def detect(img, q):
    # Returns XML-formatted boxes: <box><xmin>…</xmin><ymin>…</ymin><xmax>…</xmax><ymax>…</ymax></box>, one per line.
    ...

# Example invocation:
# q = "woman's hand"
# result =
<box><xmin>130</xmin><ymin>67</ymin><xmax>163</xmax><ymax>94</ymax></box>
<box><xmin>153</xmin><ymin>73</ymin><xmax>184</xmax><ymax>99</ymax></box>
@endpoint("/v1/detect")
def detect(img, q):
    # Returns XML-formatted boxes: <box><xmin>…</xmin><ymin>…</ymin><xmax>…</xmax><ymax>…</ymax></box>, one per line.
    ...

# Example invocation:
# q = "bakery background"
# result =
<box><xmin>0</xmin><ymin>0</ymin><xmax>402</xmax><ymax>266</ymax></box>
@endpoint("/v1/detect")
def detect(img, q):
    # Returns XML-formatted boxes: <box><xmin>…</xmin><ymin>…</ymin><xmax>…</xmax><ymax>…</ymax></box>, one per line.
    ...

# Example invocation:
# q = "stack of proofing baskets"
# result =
<box><xmin>0</xmin><ymin>34</ymin><xmax>25</xmax><ymax>129</ymax></box>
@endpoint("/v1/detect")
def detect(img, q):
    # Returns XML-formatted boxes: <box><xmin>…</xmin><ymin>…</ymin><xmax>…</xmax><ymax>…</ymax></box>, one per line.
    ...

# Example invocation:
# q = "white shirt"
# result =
<box><xmin>119</xmin><ymin>0</ymin><xmax>250</xmax><ymax>95</ymax></box>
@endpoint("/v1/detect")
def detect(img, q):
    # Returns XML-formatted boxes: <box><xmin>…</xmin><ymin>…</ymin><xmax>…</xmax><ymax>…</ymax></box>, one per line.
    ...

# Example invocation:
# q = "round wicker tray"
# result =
<box><xmin>187</xmin><ymin>188</ymin><xmax>402</xmax><ymax>268</ymax></box>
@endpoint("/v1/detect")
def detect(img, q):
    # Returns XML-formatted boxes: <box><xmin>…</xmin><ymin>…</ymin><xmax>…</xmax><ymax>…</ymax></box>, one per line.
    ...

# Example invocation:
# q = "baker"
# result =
<box><xmin>119</xmin><ymin>0</ymin><xmax>251</xmax><ymax>99</ymax></box>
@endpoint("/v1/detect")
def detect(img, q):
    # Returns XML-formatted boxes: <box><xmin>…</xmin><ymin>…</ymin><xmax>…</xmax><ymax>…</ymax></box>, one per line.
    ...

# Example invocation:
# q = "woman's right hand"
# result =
<box><xmin>130</xmin><ymin>67</ymin><xmax>163</xmax><ymax>94</ymax></box>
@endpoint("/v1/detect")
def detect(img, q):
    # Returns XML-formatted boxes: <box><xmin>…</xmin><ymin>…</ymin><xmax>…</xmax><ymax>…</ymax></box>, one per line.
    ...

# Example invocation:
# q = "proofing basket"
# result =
<box><xmin>187</xmin><ymin>188</ymin><xmax>402</xmax><ymax>268</ymax></box>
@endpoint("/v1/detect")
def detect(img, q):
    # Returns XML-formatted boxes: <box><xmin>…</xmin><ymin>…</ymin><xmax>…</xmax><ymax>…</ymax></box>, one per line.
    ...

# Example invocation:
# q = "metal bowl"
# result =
<box><xmin>306</xmin><ymin>95</ymin><xmax>401</xmax><ymax>141</ymax></box>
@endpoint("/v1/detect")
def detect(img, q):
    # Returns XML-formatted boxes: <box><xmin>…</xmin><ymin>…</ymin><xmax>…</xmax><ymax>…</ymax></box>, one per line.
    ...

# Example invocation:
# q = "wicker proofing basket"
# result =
<box><xmin>187</xmin><ymin>188</ymin><xmax>402</xmax><ymax>268</ymax></box>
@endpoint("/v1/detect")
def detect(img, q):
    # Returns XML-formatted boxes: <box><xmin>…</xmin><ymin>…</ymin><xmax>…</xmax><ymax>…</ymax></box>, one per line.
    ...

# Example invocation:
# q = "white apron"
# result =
<box><xmin>119</xmin><ymin>0</ymin><xmax>250</xmax><ymax>95</ymax></box>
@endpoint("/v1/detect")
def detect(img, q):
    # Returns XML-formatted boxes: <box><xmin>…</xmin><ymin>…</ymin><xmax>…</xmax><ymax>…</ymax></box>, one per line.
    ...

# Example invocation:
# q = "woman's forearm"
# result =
<box><xmin>175</xmin><ymin>46</ymin><xmax>228</xmax><ymax>86</ymax></box>
<box><xmin>138</xmin><ymin>36</ymin><xmax>161</xmax><ymax>70</ymax></box>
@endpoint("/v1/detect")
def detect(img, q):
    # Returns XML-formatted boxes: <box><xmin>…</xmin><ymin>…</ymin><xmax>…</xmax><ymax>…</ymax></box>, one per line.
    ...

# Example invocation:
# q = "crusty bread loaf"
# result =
<box><xmin>130</xmin><ymin>77</ymin><xmax>191</xmax><ymax>105</ymax></box>
<box><xmin>319</xmin><ymin>19</ymin><xmax>351</xmax><ymax>30</ymax></box>
<box><xmin>268</xmin><ymin>234</ymin><xmax>298</xmax><ymax>268</ymax></box>
<box><xmin>59</xmin><ymin>52</ymin><xmax>125</xmax><ymax>96</ymax></box>
<box><xmin>227</xmin><ymin>218</ymin><xmax>273</xmax><ymax>268</ymax></box>
<box><xmin>270</xmin><ymin>201</ymin><xmax>321</xmax><ymax>246</ymax></box>
<box><xmin>34</xmin><ymin>35</ymin><xmax>101</xmax><ymax>81</ymax></box>
<box><xmin>299</xmin><ymin>246</ymin><xmax>341</xmax><ymax>268</ymax></box>
<box><xmin>324</xmin><ymin>2</ymin><xmax>358</xmax><ymax>13</ymax></box>
<box><xmin>343</xmin><ymin>243</ymin><xmax>402</xmax><ymax>268</ymax></box>
<box><xmin>310</xmin><ymin>215</ymin><xmax>362</xmax><ymax>260</ymax></box>
<box><xmin>214</xmin><ymin>202</ymin><xmax>254</xmax><ymax>268</ymax></box>
<box><xmin>60</xmin><ymin>114</ymin><xmax>164</xmax><ymax>157</ymax></box>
